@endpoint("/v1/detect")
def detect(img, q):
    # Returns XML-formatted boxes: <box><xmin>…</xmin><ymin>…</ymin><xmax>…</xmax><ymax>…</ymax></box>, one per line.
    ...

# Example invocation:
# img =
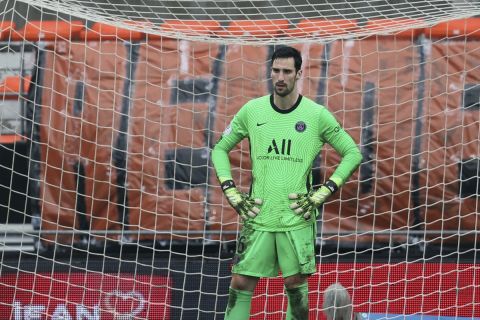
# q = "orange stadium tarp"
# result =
<box><xmin>127</xmin><ymin>39</ymin><xmax>217</xmax><ymax>240</ymax></box>
<box><xmin>33</xmin><ymin>36</ymin><xmax>480</xmax><ymax>247</ymax></box>
<box><xmin>322</xmin><ymin>38</ymin><xmax>423</xmax><ymax>244</ymax></box>
<box><xmin>38</xmin><ymin>42</ymin><xmax>126</xmax><ymax>244</ymax></box>
<box><xmin>420</xmin><ymin>40</ymin><xmax>480</xmax><ymax>244</ymax></box>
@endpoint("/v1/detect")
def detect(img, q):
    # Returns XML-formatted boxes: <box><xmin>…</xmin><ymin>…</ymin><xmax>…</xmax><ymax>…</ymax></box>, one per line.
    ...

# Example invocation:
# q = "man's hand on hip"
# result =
<box><xmin>221</xmin><ymin>180</ymin><xmax>262</xmax><ymax>221</ymax></box>
<box><xmin>288</xmin><ymin>180</ymin><xmax>339</xmax><ymax>220</ymax></box>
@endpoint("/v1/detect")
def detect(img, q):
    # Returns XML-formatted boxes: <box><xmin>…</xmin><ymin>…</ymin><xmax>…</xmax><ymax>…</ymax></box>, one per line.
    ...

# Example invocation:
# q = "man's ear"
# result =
<box><xmin>296</xmin><ymin>69</ymin><xmax>302</xmax><ymax>79</ymax></box>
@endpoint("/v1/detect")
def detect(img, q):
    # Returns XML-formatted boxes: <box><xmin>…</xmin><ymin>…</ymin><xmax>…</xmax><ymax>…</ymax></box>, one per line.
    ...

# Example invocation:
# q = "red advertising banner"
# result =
<box><xmin>0</xmin><ymin>272</ymin><xmax>171</xmax><ymax>320</ymax></box>
<box><xmin>251</xmin><ymin>263</ymin><xmax>480</xmax><ymax>319</ymax></box>
<box><xmin>0</xmin><ymin>263</ymin><xmax>478</xmax><ymax>319</ymax></box>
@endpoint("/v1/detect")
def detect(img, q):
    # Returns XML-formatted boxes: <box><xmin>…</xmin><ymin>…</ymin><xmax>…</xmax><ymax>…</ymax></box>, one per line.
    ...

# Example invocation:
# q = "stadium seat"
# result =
<box><xmin>0</xmin><ymin>134</ymin><xmax>24</xmax><ymax>144</ymax></box>
<box><xmin>0</xmin><ymin>21</ymin><xmax>16</xmax><ymax>40</ymax></box>
<box><xmin>364</xmin><ymin>18</ymin><xmax>424</xmax><ymax>39</ymax></box>
<box><xmin>221</xmin><ymin>19</ymin><xmax>290</xmax><ymax>38</ymax></box>
<box><xmin>10</xmin><ymin>20</ymin><xmax>85</xmax><ymax>41</ymax></box>
<box><xmin>0</xmin><ymin>75</ymin><xmax>31</xmax><ymax>97</ymax></box>
<box><xmin>425</xmin><ymin>18</ymin><xmax>480</xmax><ymax>39</ymax></box>
<box><xmin>80</xmin><ymin>22</ymin><xmax>144</xmax><ymax>41</ymax></box>
<box><xmin>163</xmin><ymin>19</ymin><xmax>220</xmax><ymax>35</ymax></box>
<box><xmin>287</xmin><ymin>19</ymin><xmax>358</xmax><ymax>37</ymax></box>
<box><xmin>146</xmin><ymin>19</ymin><xmax>221</xmax><ymax>40</ymax></box>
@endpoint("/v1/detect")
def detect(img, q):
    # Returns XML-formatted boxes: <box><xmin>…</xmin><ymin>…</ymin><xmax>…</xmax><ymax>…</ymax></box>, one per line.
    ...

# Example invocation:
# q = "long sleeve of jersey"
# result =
<box><xmin>319</xmin><ymin>108</ymin><xmax>362</xmax><ymax>186</ymax></box>
<box><xmin>211</xmin><ymin>106</ymin><xmax>249</xmax><ymax>182</ymax></box>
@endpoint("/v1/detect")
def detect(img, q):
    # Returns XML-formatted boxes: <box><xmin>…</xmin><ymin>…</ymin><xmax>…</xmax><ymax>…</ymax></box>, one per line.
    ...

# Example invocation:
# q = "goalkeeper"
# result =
<box><xmin>211</xmin><ymin>46</ymin><xmax>362</xmax><ymax>320</ymax></box>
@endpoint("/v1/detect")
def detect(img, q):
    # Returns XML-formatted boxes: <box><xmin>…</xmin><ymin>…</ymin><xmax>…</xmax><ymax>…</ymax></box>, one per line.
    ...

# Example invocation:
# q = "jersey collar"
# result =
<box><xmin>270</xmin><ymin>94</ymin><xmax>303</xmax><ymax>114</ymax></box>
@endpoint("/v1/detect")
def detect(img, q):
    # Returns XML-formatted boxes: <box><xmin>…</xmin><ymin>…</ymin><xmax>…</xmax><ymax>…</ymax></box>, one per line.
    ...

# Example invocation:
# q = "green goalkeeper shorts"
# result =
<box><xmin>231</xmin><ymin>224</ymin><xmax>316</xmax><ymax>278</ymax></box>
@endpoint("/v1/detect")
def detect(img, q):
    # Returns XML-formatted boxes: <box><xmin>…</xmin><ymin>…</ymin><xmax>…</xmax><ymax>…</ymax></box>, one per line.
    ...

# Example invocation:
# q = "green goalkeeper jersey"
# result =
<box><xmin>212</xmin><ymin>94</ymin><xmax>362</xmax><ymax>231</ymax></box>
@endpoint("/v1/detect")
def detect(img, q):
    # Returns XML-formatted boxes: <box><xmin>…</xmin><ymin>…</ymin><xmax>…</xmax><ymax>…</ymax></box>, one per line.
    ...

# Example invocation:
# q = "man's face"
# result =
<box><xmin>271</xmin><ymin>57</ymin><xmax>301</xmax><ymax>97</ymax></box>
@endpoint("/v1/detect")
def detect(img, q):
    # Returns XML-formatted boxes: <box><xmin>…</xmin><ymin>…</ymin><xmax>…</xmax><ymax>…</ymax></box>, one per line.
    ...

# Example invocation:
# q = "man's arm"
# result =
<box><xmin>211</xmin><ymin>114</ymin><xmax>247</xmax><ymax>183</ymax></box>
<box><xmin>320</xmin><ymin>109</ymin><xmax>362</xmax><ymax>187</ymax></box>
<box><xmin>211</xmin><ymin>108</ymin><xmax>263</xmax><ymax>220</ymax></box>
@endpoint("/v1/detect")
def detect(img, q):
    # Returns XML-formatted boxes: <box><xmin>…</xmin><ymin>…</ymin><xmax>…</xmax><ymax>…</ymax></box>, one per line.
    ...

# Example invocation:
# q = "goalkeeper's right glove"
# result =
<box><xmin>221</xmin><ymin>180</ymin><xmax>262</xmax><ymax>221</ymax></box>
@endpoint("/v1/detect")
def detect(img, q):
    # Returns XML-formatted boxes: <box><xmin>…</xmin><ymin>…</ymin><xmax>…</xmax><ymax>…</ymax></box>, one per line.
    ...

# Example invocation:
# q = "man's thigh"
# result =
<box><xmin>276</xmin><ymin>224</ymin><xmax>316</xmax><ymax>277</ymax></box>
<box><xmin>232</xmin><ymin>228</ymin><xmax>279</xmax><ymax>278</ymax></box>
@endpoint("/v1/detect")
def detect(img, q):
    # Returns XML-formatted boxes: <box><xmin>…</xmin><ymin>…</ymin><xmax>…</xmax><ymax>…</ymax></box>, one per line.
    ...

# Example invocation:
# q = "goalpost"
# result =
<box><xmin>0</xmin><ymin>0</ymin><xmax>479</xmax><ymax>319</ymax></box>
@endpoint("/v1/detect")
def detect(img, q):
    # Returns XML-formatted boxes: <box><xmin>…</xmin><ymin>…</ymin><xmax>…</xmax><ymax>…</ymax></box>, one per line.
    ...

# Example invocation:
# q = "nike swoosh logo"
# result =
<box><xmin>257</xmin><ymin>122</ymin><xmax>267</xmax><ymax>126</ymax></box>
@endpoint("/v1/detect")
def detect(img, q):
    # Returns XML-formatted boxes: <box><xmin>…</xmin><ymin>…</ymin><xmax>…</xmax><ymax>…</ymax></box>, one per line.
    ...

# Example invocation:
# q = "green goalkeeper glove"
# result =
<box><xmin>221</xmin><ymin>180</ymin><xmax>262</xmax><ymax>221</ymax></box>
<box><xmin>288</xmin><ymin>179</ymin><xmax>339</xmax><ymax>220</ymax></box>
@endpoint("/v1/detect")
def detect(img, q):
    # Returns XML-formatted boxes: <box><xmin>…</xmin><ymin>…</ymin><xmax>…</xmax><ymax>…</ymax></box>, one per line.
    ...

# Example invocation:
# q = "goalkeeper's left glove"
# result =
<box><xmin>288</xmin><ymin>179</ymin><xmax>339</xmax><ymax>220</ymax></box>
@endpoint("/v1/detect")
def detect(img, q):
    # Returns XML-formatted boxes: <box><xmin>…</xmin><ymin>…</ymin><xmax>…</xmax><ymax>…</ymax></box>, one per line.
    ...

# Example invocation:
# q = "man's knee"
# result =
<box><xmin>284</xmin><ymin>274</ymin><xmax>308</xmax><ymax>289</ymax></box>
<box><xmin>230</xmin><ymin>274</ymin><xmax>259</xmax><ymax>291</ymax></box>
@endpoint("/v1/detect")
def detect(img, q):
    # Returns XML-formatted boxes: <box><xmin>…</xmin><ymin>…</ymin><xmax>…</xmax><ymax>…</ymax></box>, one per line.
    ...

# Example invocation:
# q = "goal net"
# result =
<box><xmin>0</xmin><ymin>0</ymin><xmax>479</xmax><ymax>319</ymax></box>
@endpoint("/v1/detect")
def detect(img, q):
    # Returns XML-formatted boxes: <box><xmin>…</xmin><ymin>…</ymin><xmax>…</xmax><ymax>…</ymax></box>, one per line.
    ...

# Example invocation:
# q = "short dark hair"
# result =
<box><xmin>271</xmin><ymin>46</ymin><xmax>302</xmax><ymax>72</ymax></box>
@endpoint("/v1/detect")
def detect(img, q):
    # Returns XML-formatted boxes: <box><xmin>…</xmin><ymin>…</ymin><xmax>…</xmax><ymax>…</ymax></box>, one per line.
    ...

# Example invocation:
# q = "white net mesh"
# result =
<box><xmin>12</xmin><ymin>0</ymin><xmax>480</xmax><ymax>44</ymax></box>
<box><xmin>0</xmin><ymin>0</ymin><xmax>479</xmax><ymax>319</ymax></box>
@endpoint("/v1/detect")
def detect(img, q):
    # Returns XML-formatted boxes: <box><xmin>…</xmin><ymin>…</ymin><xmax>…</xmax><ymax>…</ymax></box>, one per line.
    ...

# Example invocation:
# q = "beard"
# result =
<box><xmin>274</xmin><ymin>83</ymin><xmax>294</xmax><ymax>97</ymax></box>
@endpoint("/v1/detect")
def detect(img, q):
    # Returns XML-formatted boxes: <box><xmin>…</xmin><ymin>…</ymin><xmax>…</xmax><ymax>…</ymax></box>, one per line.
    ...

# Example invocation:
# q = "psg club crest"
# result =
<box><xmin>295</xmin><ymin>121</ymin><xmax>306</xmax><ymax>132</ymax></box>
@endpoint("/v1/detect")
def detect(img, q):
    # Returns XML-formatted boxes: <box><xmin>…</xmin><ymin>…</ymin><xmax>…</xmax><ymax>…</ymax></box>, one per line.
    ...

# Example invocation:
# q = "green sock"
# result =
<box><xmin>224</xmin><ymin>287</ymin><xmax>253</xmax><ymax>320</ymax></box>
<box><xmin>285</xmin><ymin>282</ymin><xmax>309</xmax><ymax>320</ymax></box>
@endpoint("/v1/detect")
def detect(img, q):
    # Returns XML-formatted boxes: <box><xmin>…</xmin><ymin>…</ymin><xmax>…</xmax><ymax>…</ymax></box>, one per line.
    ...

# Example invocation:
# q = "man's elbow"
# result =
<box><xmin>211</xmin><ymin>146</ymin><xmax>220</xmax><ymax>166</ymax></box>
<box><xmin>211</xmin><ymin>144</ymin><xmax>228</xmax><ymax>167</ymax></box>
<box><xmin>350</xmin><ymin>147</ymin><xmax>363</xmax><ymax>170</ymax></box>
<box><xmin>355</xmin><ymin>149</ymin><xmax>363</xmax><ymax>167</ymax></box>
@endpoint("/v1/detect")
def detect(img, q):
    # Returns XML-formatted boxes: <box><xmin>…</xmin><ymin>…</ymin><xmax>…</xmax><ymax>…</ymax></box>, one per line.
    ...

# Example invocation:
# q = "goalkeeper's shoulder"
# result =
<box><xmin>241</xmin><ymin>95</ymin><xmax>270</xmax><ymax>110</ymax></box>
<box><xmin>231</xmin><ymin>95</ymin><xmax>271</xmax><ymax>124</ymax></box>
<box><xmin>300</xmin><ymin>96</ymin><xmax>327</xmax><ymax>111</ymax></box>
<box><xmin>231</xmin><ymin>97</ymin><xmax>261</xmax><ymax>119</ymax></box>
